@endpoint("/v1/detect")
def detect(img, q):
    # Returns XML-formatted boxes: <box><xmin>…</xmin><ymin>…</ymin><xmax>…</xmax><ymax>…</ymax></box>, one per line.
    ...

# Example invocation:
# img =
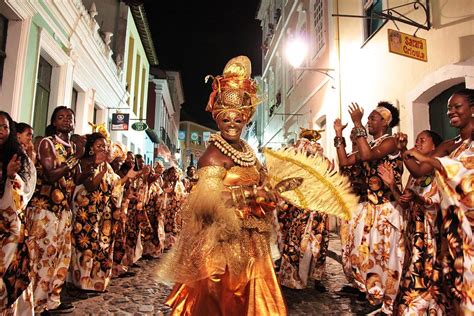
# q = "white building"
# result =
<box><xmin>147</xmin><ymin>67</ymin><xmax>184</xmax><ymax>166</ymax></box>
<box><xmin>0</xmin><ymin>0</ymin><xmax>158</xmax><ymax>156</ymax></box>
<box><xmin>257</xmin><ymin>0</ymin><xmax>473</xmax><ymax>160</ymax></box>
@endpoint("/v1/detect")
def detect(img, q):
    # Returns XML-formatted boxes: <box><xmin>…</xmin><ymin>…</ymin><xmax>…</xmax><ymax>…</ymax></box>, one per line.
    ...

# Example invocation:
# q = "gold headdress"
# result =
<box><xmin>299</xmin><ymin>127</ymin><xmax>324</xmax><ymax>142</ymax></box>
<box><xmin>205</xmin><ymin>56</ymin><xmax>260</xmax><ymax>120</ymax></box>
<box><xmin>109</xmin><ymin>141</ymin><xmax>127</xmax><ymax>161</ymax></box>
<box><xmin>89</xmin><ymin>122</ymin><xmax>110</xmax><ymax>141</ymax></box>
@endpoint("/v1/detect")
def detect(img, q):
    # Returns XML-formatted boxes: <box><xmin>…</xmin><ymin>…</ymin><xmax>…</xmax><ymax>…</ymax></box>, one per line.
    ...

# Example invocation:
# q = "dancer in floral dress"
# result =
<box><xmin>123</xmin><ymin>156</ymin><xmax>151</xmax><ymax>266</ymax></box>
<box><xmin>162</xmin><ymin>166</ymin><xmax>186</xmax><ymax>250</ymax></box>
<box><xmin>335</xmin><ymin>126</ymin><xmax>368</xmax><ymax>295</ymax></box>
<box><xmin>379</xmin><ymin>130</ymin><xmax>445</xmax><ymax>315</ymax></box>
<box><xmin>143</xmin><ymin>161</ymin><xmax>165</xmax><ymax>258</ymax></box>
<box><xmin>26</xmin><ymin>106</ymin><xmax>85</xmax><ymax>314</ymax></box>
<box><xmin>403</xmin><ymin>88</ymin><xmax>473</xmax><ymax>314</ymax></box>
<box><xmin>277</xmin><ymin>131</ymin><xmax>329</xmax><ymax>290</ymax></box>
<box><xmin>334</xmin><ymin>102</ymin><xmax>405</xmax><ymax>314</ymax></box>
<box><xmin>0</xmin><ymin>111</ymin><xmax>35</xmax><ymax>315</ymax></box>
<box><xmin>71</xmin><ymin>133</ymin><xmax>135</xmax><ymax>292</ymax></box>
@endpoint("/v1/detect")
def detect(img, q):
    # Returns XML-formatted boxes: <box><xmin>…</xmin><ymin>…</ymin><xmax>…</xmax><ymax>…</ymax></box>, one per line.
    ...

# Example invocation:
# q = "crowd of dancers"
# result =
<box><xmin>0</xmin><ymin>66</ymin><xmax>472</xmax><ymax>315</ymax></box>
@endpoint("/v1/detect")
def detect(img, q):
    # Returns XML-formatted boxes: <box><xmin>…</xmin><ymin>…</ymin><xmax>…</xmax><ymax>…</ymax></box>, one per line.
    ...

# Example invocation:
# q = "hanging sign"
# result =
<box><xmin>111</xmin><ymin>113</ymin><xmax>129</xmax><ymax>131</ymax></box>
<box><xmin>388</xmin><ymin>29</ymin><xmax>427</xmax><ymax>62</ymax></box>
<box><xmin>190</xmin><ymin>132</ymin><xmax>199</xmax><ymax>141</ymax></box>
<box><xmin>178</xmin><ymin>130</ymin><xmax>186</xmax><ymax>140</ymax></box>
<box><xmin>131</xmin><ymin>121</ymin><xmax>148</xmax><ymax>131</ymax></box>
<box><xmin>202</xmin><ymin>131</ymin><xmax>211</xmax><ymax>142</ymax></box>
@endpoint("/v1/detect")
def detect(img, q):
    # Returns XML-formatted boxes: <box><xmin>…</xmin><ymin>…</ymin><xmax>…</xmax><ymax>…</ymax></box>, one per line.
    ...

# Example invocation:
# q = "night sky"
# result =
<box><xmin>143</xmin><ymin>0</ymin><xmax>262</xmax><ymax>129</ymax></box>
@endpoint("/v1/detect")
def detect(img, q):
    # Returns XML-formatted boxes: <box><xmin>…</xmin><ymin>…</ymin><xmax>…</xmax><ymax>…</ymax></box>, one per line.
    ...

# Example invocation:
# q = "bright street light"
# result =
<box><xmin>285</xmin><ymin>36</ymin><xmax>335</xmax><ymax>79</ymax></box>
<box><xmin>285</xmin><ymin>36</ymin><xmax>308</xmax><ymax>68</ymax></box>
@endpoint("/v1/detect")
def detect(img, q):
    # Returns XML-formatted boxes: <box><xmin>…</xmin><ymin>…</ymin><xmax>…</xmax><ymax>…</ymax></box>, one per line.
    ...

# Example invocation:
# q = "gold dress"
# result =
<box><xmin>160</xmin><ymin>165</ymin><xmax>287</xmax><ymax>316</ymax></box>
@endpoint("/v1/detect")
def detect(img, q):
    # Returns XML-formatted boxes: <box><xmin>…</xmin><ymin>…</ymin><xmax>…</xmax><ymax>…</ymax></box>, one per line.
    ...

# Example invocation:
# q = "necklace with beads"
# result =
<box><xmin>210</xmin><ymin>133</ymin><xmax>257</xmax><ymax>167</ymax></box>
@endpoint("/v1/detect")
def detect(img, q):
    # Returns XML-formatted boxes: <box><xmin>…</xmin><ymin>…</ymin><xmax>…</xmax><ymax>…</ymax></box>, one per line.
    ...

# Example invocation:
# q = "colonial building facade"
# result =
<box><xmin>0</xmin><ymin>0</ymin><xmax>158</xmax><ymax>155</ymax></box>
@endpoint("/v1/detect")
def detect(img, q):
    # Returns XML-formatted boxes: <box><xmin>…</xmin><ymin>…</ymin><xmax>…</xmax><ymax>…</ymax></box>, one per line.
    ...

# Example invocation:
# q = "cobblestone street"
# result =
<box><xmin>69</xmin><ymin>234</ymin><xmax>369</xmax><ymax>315</ymax></box>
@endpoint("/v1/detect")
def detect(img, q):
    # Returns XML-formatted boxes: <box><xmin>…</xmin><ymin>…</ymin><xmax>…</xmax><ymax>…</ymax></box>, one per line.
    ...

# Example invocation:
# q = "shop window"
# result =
<box><xmin>71</xmin><ymin>88</ymin><xmax>78</xmax><ymax>114</ymax></box>
<box><xmin>33</xmin><ymin>56</ymin><xmax>53</xmax><ymax>136</ymax></box>
<box><xmin>364</xmin><ymin>0</ymin><xmax>385</xmax><ymax>40</ymax></box>
<box><xmin>312</xmin><ymin>0</ymin><xmax>325</xmax><ymax>58</ymax></box>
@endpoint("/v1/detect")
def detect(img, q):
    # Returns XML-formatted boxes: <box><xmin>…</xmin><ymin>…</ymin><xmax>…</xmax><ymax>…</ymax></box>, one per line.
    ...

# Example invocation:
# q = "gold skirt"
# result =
<box><xmin>166</xmin><ymin>253</ymin><xmax>287</xmax><ymax>316</ymax></box>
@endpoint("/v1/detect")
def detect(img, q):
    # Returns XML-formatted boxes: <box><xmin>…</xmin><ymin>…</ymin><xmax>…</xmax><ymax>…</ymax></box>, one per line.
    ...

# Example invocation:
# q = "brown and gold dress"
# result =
<box><xmin>26</xmin><ymin>135</ymin><xmax>76</xmax><ymax>313</ymax></box>
<box><xmin>0</xmin><ymin>159</ymin><xmax>35</xmax><ymax>315</ymax></box>
<box><xmin>394</xmin><ymin>174</ymin><xmax>444</xmax><ymax>315</ymax></box>
<box><xmin>160</xmin><ymin>165</ymin><xmax>287</xmax><ymax>315</ymax></box>
<box><xmin>71</xmin><ymin>163</ymin><xmax>124</xmax><ymax>292</ymax></box>
<box><xmin>435</xmin><ymin>139</ymin><xmax>473</xmax><ymax>314</ymax></box>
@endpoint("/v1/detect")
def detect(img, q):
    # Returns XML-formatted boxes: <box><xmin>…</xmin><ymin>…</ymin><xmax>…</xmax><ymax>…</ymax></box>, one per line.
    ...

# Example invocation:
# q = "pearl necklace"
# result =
<box><xmin>210</xmin><ymin>134</ymin><xmax>257</xmax><ymax>167</ymax></box>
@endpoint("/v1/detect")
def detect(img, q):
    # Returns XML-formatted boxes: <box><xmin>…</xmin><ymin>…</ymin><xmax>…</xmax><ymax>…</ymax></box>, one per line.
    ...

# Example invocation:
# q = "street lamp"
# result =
<box><xmin>285</xmin><ymin>36</ymin><xmax>334</xmax><ymax>78</ymax></box>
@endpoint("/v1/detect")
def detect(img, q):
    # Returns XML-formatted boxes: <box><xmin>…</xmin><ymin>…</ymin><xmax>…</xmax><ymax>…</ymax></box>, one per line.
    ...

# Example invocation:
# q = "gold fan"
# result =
<box><xmin>264</xmin><ymin>148</ymin><xmax>358</xmax><ymax>220</ymax></box>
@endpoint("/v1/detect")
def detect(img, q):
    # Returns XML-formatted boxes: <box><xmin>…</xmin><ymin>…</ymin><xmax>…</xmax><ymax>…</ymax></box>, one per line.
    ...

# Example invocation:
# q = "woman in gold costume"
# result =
<box><xmin>160</xmin><ymin>56</ymin><xmax>287</xmax><ymax>315</ymax></box>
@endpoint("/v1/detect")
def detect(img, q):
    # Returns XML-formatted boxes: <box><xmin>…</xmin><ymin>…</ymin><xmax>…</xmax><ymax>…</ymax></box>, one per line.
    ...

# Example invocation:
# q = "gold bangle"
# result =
<box><xmin>239</xmin><ymin>186</ymin><xmax>247</xmax><ymax>205</ymax></box>
<box><xmin>231</xmin><ymin>189</ymin><xmax>238</xmax><ymax>207</ymax></box>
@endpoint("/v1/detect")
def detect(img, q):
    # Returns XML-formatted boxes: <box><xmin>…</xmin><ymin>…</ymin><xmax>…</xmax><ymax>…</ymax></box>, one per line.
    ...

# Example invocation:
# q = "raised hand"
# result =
<box><xmin>7</xmin><ymin>154</ymin><xmax>21</xmax><ymax>179</ymax></box>
<box><xmin>72</xmin><ymin>135</ymin><xmax>87</xmax><ymax>159</ymax></box>
<box><xmin>348</xmin><ymin>102</ymin><xmax>364</xmax><ymax>124</ymax></box>
<box><xmin>377</xmin><ymin>162</ymin><xmax>394</xmax><ymax>186</ymax></box>
<box><xmin>333</xmin><ymin>118</ymin><xmax>348</xmax><ymax>137</ymax></box>
<box><xmin>394</xmin><ymin>132</ymin><xmax>408</xmax><ymax>152</ymax></box>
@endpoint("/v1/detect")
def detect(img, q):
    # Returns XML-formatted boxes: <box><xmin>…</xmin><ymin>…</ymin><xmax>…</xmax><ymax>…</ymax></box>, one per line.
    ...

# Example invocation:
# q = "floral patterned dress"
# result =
<box><xmin>163</xmin><ymin>181</ymin><xmax>186</xmax><ymax>250</ymax></box>
<box><xmin>340</xmin><ymin>162</ymin><xmax>367</xmax><ymax>288</ymax></box>
<box><xmin>276</xmin><ymin>141</ymin><xmax>329</xmax><ymax>289</ymax></box>
<box><xmin>277</xmin><ymin>205</ymin><xmax>328</xmax><ymax>289</ymax></box>
<box><xmin>71</xmin><ymin>163</ymin><xmax>124</xmax><ymax>292</ymax></box>
<box><xmin>435</xmin><ymin>139</ymin><xmax>473</xmax><ymax>314</ymax></box>
<box><xmin>123</xmin><ymin>176</ymin><xmax>151</xmax><ymax>266</ymax></box>
<box><xmin>26</xmin><ymin>136</ymin><xmax>76</xmax><ymax>313</ymax></box>
<box><xmin>394</xmin><ymin>174</ymin><xmax>445</xmax><ymax>315</ymax></box>
<box><xmin>0</xmin><ymin>159</ymin><xmax>35</xmax><ymax>315</ymax></box>
<box><xmin>349</xmin><ymin>135</ymin><xmax>405</xmax><ymax>314</ymax></box>
<box><xmin>143</xmin><ymin>178</ymin><xmax>165</xmax><ymax>258</ymax></box>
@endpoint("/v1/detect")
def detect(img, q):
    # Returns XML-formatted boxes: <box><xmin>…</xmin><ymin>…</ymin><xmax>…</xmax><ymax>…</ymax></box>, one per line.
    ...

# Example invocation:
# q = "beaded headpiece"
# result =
<box><xmin>205</xmin><ymin>56</ymin><xmax>260</xmax><ymax>121</ymax></box>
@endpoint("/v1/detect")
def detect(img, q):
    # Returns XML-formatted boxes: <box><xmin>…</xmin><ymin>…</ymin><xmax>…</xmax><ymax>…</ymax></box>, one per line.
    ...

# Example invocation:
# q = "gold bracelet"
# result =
<box><xmin>231</xmin><ymin>188</ymin><xmax>238</xmax><ymax>207</ymax></box>
<box><xmin>239</xmin><ymin>186</ymin><xmax>247</xmax><ymax>205</ymax></box>
<box><xmin>66</xmin><ymin>157</ymin><xmax>79</xmax><ymax>170</ymax></box>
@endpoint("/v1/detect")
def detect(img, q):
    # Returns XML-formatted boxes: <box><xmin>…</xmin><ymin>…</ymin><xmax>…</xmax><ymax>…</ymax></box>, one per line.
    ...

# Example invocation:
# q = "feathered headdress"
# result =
<box><xmin>205</xmin><ymin>56</ymin><xmax>260</xmax><ymax>120</ymax></box>
<box><xmin>264</xmin><ymin>148</ymin><xmax>358</xmax><ymax>220</ymax></box>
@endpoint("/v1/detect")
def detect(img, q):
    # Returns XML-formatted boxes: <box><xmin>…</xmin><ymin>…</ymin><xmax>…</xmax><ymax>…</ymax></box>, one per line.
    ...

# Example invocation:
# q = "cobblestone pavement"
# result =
<box><xmin>68</xmin><ymin>234</ymin><xmax>370</xmax><ymax>315</ymax></box>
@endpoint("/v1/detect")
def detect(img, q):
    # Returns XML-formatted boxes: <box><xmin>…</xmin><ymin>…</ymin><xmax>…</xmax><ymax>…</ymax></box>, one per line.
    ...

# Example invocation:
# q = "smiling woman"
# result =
<box><xmin>157</xmin><ymin>56</ymin><xmax>287</xmax><ymax>316</ymax></box>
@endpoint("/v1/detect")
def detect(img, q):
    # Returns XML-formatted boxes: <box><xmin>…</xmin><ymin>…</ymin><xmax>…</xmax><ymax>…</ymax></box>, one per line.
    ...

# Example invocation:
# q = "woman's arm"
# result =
<box><xmin>333</xmin><ymin>118</ymin><xmax>358</xmax><ymax>167</ymax></box>
<box><xmin>83</xmin><ymin>163</ymin><xmax>107</xmax><ymax>192</ymax></box>
<box><xmin>39</xmin><ymin>139</ymin><xmax>77</xmax><ymax>183</ymax></box>
<box><xmin>403</xmin><ymin>141</ymin><xmax>451</xmax><ymax>177</ymax></box>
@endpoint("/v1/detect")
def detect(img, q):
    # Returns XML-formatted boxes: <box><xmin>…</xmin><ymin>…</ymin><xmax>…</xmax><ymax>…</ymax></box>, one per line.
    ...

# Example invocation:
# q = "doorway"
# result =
<box><xmin>428</xmin><ymin>82</ymin><xmax>465</xmax><ymax>141</ymax></box>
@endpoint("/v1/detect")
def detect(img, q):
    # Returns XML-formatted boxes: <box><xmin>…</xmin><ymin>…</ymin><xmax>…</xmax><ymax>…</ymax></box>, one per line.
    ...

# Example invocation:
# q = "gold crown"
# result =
<box><xmin>299</xmin><ymin>127</ymin><xmax>324</xmax><ymax>142</ymax></box>
<box><xmin>205</xmin><ymin>56</ymin><xmax>260</xmax><ymax>120</ymax></box>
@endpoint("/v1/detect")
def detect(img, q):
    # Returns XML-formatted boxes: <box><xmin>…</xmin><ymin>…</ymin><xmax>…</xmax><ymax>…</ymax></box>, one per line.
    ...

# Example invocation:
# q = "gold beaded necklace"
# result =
<box><xmin>210</xmin><ymin>134</ymin><xmax>257</xmax><ymax>167</ymax></box>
